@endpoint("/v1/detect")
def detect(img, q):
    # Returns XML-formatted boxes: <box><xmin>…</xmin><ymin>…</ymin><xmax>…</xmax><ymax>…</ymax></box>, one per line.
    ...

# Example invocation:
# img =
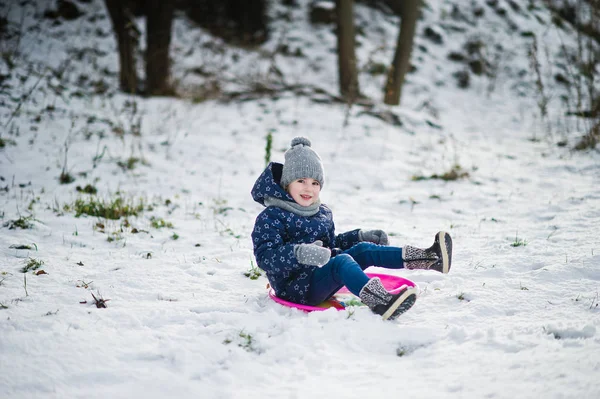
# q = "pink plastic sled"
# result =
<box><xmin>268</xmin><ymin>272</ymin><xmax>416</xmax><ymax>312</ymax></box>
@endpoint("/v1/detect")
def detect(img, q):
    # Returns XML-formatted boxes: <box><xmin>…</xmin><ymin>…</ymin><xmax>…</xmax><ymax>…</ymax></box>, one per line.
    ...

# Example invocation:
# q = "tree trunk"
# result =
<box><xmin>336</xmin><ymin>0</ymin><xmax>359</xmax><ymax>100</ymax></box>
<box><xmin>145</xmin><ymin>0</ymin><xmax>174</xmax><ymax>96</ymax></box>
<box><xmin>384</xmin><ymin>0</ymin><xmax>420</xmax><ymax>105</ymax></box>
<box><xmin>104</xmin><ymin>0</ymin><xmax>139</xmax><ymax>94</ymax></box>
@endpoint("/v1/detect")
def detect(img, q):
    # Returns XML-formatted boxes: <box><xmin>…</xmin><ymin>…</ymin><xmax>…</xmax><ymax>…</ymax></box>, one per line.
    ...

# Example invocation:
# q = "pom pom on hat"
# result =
<box><xmin>280</xmin><ymin>136</ymin><xmax>324</xmax><ymax>189</ymax></box>
<box><xmin>290</xmin><ymin>136</ymin><xmax>311</xmax><ymax>147</ymax></box>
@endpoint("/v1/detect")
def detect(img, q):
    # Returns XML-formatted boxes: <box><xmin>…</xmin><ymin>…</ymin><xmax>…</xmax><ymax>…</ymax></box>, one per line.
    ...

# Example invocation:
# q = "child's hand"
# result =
<box><xmin>359</xmin><ymin>229</ymin><xmax>389</xmax><ymax>246</ymax></box>
<box><xmin>294</xmin><ymin>240</ymin><xmax>331</xmax><ymax>266</ymax></box>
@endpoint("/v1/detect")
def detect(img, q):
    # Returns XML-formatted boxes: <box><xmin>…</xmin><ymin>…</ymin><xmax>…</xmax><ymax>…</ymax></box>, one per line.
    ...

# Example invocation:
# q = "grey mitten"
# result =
<box><xmin>294</xmin><ymin>240</ymin><xmax>331</xmax><ymax>266</ymax></box>
<box><xmin>359</xmin><ymin>229</ymin><xmax>389</xmax><ymax>246</ymax></box>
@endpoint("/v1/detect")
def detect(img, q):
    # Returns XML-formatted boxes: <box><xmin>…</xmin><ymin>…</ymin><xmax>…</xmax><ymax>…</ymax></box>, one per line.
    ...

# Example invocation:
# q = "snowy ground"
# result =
<box><xmin>1</xmin><ymin>1</ymin><xmax>599</xmax><ymax>398</ymax></box>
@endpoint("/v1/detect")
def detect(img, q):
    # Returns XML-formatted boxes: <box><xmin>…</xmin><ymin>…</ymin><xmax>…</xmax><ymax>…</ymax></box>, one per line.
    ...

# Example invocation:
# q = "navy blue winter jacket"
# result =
<box><xmin>251</xmin><ymin>162</ymin><xmax>360</xmax><ymax>304</ymax></box>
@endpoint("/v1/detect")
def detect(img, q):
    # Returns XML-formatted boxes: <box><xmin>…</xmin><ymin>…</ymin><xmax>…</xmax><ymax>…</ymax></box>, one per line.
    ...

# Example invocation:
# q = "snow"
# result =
<box><xmin>1</xmin><ymin>0</ymin><xmax>599</xmax><ymax>398</ymax></box>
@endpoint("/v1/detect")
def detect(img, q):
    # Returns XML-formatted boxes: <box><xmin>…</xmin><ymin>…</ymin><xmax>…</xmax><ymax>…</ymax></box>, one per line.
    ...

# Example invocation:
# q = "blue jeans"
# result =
<box><xmin>306</xmin><ymin>242</ymin><xmax>404</xmax><ymax>306</ymax></box>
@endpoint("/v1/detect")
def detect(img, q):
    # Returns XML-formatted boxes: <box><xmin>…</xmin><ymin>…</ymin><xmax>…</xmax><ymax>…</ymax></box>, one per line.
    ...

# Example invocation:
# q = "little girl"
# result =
<box><xmin>251</xmin><ymin>137</ymin><xmax>452</xmax><ymax>320</ymax></box>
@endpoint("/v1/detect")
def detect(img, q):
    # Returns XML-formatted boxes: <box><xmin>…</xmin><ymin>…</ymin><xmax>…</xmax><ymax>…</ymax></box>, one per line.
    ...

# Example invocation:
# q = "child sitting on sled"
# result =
<box><xmin>251</xmin><ymin>137</ymin><xmax>452</xmax><ymax>320</ymax></box>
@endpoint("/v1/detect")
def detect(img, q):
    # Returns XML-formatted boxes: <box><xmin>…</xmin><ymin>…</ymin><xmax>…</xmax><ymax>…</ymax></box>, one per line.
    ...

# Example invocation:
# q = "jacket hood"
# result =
<box><xmin>251</xmin><ymin>162</ymin><xmax>295</xmax><ymax>206</ymax></box>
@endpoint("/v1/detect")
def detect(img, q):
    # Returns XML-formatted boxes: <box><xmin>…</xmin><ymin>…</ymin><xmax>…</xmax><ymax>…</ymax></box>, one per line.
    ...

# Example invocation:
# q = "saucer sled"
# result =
<box><xmin>268</xmin><ymin>272</ymin><xmax>416</xmax><ymax>312</ymax></box>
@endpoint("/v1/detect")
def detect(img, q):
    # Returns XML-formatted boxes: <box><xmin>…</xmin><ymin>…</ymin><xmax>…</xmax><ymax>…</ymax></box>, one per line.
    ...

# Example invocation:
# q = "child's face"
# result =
<box><xmin>287</xmin><ymin>178</ymin><xmax>321</xmax><ymax>206</ymax></box>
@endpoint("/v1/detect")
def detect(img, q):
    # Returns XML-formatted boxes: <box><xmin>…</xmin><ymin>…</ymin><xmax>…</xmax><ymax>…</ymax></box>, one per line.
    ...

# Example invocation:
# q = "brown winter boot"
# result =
<box><xmin>359</xmin><ymin>277</ymin><xmax>417</xmax><ymax>320</ymax></box>
<box><xmin>403</xmin><ymin>231</ymin><xmax>453</xmax><ymax>274</ymax></box>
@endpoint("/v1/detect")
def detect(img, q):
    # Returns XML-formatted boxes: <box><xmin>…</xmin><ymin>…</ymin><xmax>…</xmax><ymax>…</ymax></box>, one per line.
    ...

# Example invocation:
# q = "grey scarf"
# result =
<box><xmin>264</xmin><ymin>196</ymin><xmax>321</xmax><ymax>217</ymax></box>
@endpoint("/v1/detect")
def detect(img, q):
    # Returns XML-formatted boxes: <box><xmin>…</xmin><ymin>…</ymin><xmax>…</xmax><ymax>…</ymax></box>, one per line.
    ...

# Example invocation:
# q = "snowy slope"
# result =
<box><xmin>1</xmin><ymin>1</ymin><xmax>599</xmax><ymax>398</ymax></box>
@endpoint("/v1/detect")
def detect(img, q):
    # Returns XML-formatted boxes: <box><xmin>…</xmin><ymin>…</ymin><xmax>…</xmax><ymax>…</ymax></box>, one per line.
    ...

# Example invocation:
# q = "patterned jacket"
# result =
<box><xmin>251</xmin><ymin>162</ymin><xmax>360</xmax><ymax>304</ymax></box>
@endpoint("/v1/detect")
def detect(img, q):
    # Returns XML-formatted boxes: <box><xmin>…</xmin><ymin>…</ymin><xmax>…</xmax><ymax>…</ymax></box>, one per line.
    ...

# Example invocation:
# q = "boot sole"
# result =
<box><xmin>382</xmin><ymin>287</ymin><xmax>418</xmax><ymax>320</ymax></box>
<box><xmin>438</xmin><ymin>231</ymin><xmax>451</xmax><ymax>274</ymax></box>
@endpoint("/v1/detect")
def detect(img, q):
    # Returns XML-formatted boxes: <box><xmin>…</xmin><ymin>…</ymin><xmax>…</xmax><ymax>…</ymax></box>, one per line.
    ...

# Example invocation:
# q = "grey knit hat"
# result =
<box><xmin>280</xmin><ymin>136</ymin><xmax>324</xmax><ymax>188</ymax></box>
